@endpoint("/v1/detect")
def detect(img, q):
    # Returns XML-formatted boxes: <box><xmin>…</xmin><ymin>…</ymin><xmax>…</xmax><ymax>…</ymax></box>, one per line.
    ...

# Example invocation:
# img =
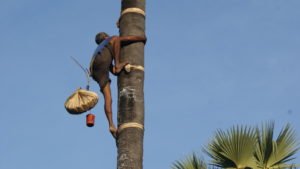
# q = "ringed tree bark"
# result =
<box><xmin>117</xmin><ymin>0</ymin><xmax>146</xmax><ymax>169</ymax></box>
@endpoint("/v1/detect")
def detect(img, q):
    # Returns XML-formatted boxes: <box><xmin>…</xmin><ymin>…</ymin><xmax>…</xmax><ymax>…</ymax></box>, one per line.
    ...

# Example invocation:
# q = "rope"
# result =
<box><xmin>118</xmin><ymin>122</ymin><xmax>144</xmax><ymax>133</ymax></box>
<box><xmin>70</xmin><ymin>56</ymin><xmax>90</xmax><ymax>90</ymax></box>
<box><xmin>117</xmin><ymin>8</ymin><xmax>145</xmax><ymax>27</ymax></box>
<box><xmin>125</xmin><ymin>64</ymin><xmax>144</xmax><ymax>72</ymax></box>
<box><xmin>121</xmin><ymin>7</ymin><xmax>145</xmax><ymax>17</ymax></box>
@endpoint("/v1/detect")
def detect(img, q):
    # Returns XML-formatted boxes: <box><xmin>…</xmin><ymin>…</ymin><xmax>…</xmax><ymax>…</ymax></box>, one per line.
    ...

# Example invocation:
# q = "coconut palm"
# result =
<box><xmin>172</xmin><ymin>153</ymin><xmax>207</xmax><ymax>169</ymax></box>
<box><xmin>254</xmin><ymin>122</ymin><xmax>300</xmax><ymax>169</ymax></box>
<box><xmin>204</xmin><ymin>125</ymin><xmax>257</xmax><ymax>169</ymax></box>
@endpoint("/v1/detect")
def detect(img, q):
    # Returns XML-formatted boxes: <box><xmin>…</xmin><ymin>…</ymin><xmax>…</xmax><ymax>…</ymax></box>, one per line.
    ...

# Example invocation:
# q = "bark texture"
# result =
<box><xmin>117</xmin><ymin>0</ymin><xmax>146</xmax><ymax>169</ymax></box>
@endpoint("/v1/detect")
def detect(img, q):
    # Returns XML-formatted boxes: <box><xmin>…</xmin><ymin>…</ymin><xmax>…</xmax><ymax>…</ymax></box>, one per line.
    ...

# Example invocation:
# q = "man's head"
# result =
<box><xmin>95</xmin><ymin>32</ymin><xmax>109</xmax><ymax>44</ymax></box>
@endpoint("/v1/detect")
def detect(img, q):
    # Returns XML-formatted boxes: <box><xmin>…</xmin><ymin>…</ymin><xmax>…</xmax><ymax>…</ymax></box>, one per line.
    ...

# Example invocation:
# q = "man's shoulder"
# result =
<box><xmin>109</xmin><ymin>36</ymin><xmax>119</xmax><ymax>43</ymax></box>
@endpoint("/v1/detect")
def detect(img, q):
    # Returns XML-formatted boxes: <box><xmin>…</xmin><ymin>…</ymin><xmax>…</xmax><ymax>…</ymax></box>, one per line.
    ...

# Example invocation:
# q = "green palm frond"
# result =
<box><xmin>204</xmin><ymin>125</ymin><xmax>257</xmax><ymax>169</ymax></box>
<box><xmin>254</xmin><ymin>122</ymin><xmax>276</xmax><ymax>168</ymax></box>
<box><xmin>255</xmin><ymin>122</ymin><xmax>300</xmax><ymax>169</ymax></box>
<box><xmin>172</xmin><ymin>153</ymin><xmax>207</xmax><ymax>169</ymax></box>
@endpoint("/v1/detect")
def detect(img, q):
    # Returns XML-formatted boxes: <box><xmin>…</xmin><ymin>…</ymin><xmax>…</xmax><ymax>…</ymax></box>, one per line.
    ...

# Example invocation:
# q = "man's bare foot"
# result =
<box><xmin>113</xmin><ymin>62</ymin><xmax>129</xmax><ymax>74</ymax></box>
<box><xmin>109</xmin><ymin>126</ymin><xmax>117</xmax><ymax>138</ymax></box>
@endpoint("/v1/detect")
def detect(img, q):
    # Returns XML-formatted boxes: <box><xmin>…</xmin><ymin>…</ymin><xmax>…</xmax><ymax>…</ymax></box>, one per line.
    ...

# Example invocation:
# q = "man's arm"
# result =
<box><xmin>111</xmin><ymin>35</ymin><xmax>146</xmax><ymax>74</ymax></box>
<box><xmin>119</xmin><ymin>35</ymin><xmax>147</xmax><ymax>44</ymax></box>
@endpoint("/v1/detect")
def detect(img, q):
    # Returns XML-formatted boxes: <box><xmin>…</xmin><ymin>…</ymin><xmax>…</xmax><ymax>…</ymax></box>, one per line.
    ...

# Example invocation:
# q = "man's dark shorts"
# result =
<box><xmin>90</xmin><ymin>47</ymin><xmax>113</xmax><ymax>90</ymax></box>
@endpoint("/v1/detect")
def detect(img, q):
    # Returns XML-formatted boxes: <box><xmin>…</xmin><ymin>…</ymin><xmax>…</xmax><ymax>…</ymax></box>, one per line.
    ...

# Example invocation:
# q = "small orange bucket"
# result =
<box><xmin>86</xmin><ymin>113</ymin><xmax>95</xmax><ymax>127</ymax></box>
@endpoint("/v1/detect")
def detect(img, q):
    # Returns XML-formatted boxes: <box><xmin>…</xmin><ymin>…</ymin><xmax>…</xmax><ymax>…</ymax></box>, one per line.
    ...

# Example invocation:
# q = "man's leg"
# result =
<box><xmin>101</xmin><ymin>83</ymin><xmax>117</xmax><ymax>138</ymax></box>
<box><xmin>112</xmin><ymin>37</ymin><xmax>128</xmax><ymax>74</ymax></box>
<box><xmin>112</xmin><ymin>36</ymin><xmax>146</xmax><ymax>74</ymax></box>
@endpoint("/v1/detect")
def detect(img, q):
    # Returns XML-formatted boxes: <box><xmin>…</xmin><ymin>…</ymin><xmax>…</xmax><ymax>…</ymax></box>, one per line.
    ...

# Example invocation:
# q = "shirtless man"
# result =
<box><xmin>89</xmin><ymin>32</ymin><xmax>146</xmax><ymax>138</ymax></box>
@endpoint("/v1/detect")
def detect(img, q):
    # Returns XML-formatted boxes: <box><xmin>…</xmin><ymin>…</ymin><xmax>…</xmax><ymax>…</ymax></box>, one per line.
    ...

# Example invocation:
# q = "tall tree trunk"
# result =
<box><xmin>117</xmin><ymin>0</ymin><xmax>146</xmax><ymax>169</ymax></box>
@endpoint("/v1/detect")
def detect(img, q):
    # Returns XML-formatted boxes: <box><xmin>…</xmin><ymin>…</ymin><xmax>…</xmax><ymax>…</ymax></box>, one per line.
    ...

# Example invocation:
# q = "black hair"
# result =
<box><xmin>95</xmin><ymin>32</ymin><xmax>109</xmax><ymax>44</ymax></box>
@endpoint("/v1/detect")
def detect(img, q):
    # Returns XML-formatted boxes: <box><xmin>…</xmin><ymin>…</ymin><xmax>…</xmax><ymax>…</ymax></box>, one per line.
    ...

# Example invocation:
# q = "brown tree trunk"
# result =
<box><xmin>117</xmin><ymin>0</ymin><xmax>146</xmax><ymax>169</ymax></box>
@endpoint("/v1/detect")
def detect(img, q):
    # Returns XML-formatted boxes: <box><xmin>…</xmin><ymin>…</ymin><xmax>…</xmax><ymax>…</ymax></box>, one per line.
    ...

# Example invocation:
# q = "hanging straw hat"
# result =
<box><xmin>64</xmin><ymin>88</ymin><xmax>99</xmax><ymax>115</ymax></box>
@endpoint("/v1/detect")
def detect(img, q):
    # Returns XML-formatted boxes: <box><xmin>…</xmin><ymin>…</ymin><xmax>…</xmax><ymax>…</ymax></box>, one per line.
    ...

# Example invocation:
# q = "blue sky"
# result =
<box><xmin>1</xmin><ymin>0</ymin><xmax>300</xmax><ymax>169</ymax></box>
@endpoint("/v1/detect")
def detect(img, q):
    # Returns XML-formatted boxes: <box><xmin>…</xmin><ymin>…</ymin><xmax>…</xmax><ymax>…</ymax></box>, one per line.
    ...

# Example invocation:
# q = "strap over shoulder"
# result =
<box><xmin>89</xmin><ymin>37</ymin><xmax>113</xmax><ymax>76</ymax></box>
<box><xmin>93</xmin><ymin>37</ymin><xmax>113</xmax><ymax>56</ymax></box>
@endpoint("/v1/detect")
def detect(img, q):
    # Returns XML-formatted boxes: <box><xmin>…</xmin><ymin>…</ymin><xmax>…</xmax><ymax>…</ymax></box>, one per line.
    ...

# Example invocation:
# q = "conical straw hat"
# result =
<box><xmin>65</xmin><ymin>88</ymin><xmax>99</xmax><ymax>114</ymax></box>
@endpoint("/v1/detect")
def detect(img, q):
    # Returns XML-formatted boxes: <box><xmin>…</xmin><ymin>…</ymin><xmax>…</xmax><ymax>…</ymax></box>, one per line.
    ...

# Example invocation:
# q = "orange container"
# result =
<box><xmin>86</xmin><ymin>113</ymin><xmax>95</xmax><ymax>127</ymax></box>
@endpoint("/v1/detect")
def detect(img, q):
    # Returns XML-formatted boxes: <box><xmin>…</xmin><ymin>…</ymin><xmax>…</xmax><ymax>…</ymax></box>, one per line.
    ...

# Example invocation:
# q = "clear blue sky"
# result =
<box><xmin>1</xmin><ymin>0</ymin><xmax>300</xmax><ymax>169</ymax></box>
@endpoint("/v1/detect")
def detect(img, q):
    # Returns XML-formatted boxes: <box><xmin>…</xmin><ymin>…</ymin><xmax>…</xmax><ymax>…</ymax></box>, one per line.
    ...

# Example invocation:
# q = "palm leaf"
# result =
<box><xmin>268</xmin><ymin>124</ymin><xmax>299</xmax><ymax>168</ymax></box>
<box><xmin>204</xmin><ymin>125</ymin><xmax>257</xmax><ymax>169</ymax></box>
<box><xmin>254</xmin><ymin>122</ymin><xmax>276</xmax><ymax>169</ymax></box>
<box><xmin>254</xmin><ymin>122</ymin><xmax>300</xmax><ymax>169</ymax></box>
<box><xmin>172</xmin><ymin>153</ymin><xmax>207</xmax><ymax>169</ymax></box>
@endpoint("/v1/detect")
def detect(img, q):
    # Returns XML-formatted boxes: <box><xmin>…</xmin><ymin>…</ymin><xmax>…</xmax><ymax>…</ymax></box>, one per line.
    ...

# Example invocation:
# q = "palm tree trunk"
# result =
<box><xmin>117</xmin><ymin>0</ymin><xmax>146</xmax><ymax>169</ymax></box>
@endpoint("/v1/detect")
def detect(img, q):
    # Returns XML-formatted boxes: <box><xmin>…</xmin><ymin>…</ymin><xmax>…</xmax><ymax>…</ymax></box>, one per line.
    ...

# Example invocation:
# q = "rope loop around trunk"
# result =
<box><xmin>125</xmin><ymin>64</ymin><xmax>144</xmax><ymax>72</ymax></box>
<box><xmin>117</xmin><ymin>8</ymin><xmax>145</xmax><ymax>27</ymax></box>
<box><xmin>118</xmin><ymin>122</ymin><xmax>144</xmax><ymax>133</ymax></box>
<box><xmin>121</xmin><ymin>7</ymin><xmax>145</xmax><ymax>17</ymax></box>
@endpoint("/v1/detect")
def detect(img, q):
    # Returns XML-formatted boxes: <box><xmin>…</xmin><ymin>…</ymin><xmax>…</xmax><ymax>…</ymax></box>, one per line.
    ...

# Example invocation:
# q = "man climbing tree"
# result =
<box><xmin>89</xmin><ymin>32</ymin><xmax>146</xmax><ymax>138</ymax></box>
